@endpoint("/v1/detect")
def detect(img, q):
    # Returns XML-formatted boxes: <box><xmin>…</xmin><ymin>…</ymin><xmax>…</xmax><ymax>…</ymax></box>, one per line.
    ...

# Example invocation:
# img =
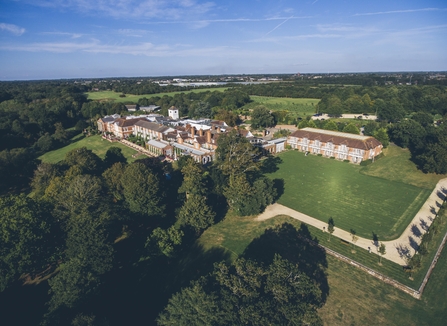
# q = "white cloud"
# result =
<box><xmin>354</xmin><ymin>7</ymin><xmax>447</xmax><ymax>17</ymax></box>
<box><xmin>0</xmin><ymin>39</ymin><xmax>231</xmax><ymax>57</ymax></box>
<box><xmin>117</xmin><ymin>29</ymin><xmax>152</xmax><ymax>37</ymax></box>
<box><xmin>0</xmin><ymin>23</ymin><xmax>26</xmax><ymax>36</ymax></box>
<box><xmin>41</xmin><ymin>32</ymin><xmax>83</xmax><ymax>38</ymax></box>
<box><xmin>140</xmin><ymin>15</ymin><xmax>313</xmax><ymax>26</ymax></box>
<box><xmin>23</xmin><ymin>0</ymin><xmax>216</xmax><ymax>20</ymax></box>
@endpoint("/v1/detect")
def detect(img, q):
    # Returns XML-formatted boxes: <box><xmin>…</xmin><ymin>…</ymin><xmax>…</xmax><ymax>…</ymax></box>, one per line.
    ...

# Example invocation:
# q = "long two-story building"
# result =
<box><xmin>287</xmin><ymin>127</ymin><xmax>383</xmax><ymax>163</ymax></box>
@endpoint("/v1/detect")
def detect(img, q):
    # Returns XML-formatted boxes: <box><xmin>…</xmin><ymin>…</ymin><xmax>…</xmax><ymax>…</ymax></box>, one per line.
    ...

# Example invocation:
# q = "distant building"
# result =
<box><xmin>140</xmin><ymin>105</ymin><xmax>161</xmax><ymax>112</ymax></box>
<box><xmin>288</xmin><ymin>128</ymin><xmax>382</xmax><ymax>163</ymax></box>
<box><xmin>168</xmin><ymin>106</ymin><xmax>179</xmax><ymax>120</ymax></box>
<box><xmin>125</xmin><ymin>105</ymin><xmax>138</xmax><ymax>112</ymax></box>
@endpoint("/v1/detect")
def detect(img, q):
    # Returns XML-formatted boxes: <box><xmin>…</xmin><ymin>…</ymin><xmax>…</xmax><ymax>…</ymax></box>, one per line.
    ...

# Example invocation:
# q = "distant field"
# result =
<box><xmin>266</xmin><ymin>150</ymin><xmax>432</xmax><ymax>240</ymax></box>
<box><xmin>39</xmin><ymin>134</ymin><xmax>139</xmax><ymax>163</ymax></box>
<box><xmin>86</xmin><ymin>87</ymin><xmax>229</xmax><ymax>103</ymax></box>
<box><xmin>246</xmin><ymin>96</ymin><xmax>320</xmax><ymax>117</ymax></box>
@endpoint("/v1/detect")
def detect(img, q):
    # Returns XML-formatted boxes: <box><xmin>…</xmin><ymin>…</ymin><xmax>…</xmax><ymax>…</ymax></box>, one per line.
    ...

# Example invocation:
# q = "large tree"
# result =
<box><xmin>0</xmin><ymin>195</ymin><xmax>54</xmax><ymax>291</ymax></box>
<box><xmin>64</xmin><ymin>147</ymin><xmax>103</xmax><ymax>175</ymax></box>
<box><xmin>250</xmin><ymin>105</ymin><xmax>275</xmax><ymax>129</ymax></box>
<box><xmin>178</xmin><ymin>194</ymin><xmax>215</xmax><ymax>232</ymax></box>
<box><xmin>48</xmin><ymin>213</ymin><xmax>113</xmax><ymax>311</ymax></box>
<box><xmin>158</xmin><ymin>254</ymin><xmax>323</xmax><ymax>325</ymax></box>
<box><xmin>215</xmin><ymin>130</ymin><xmax>259</xmax><ymax>179</ymax></box>
<box><xmin>121</xmin><ymin>162</ymin><xmax>165</xmax><ymax>218</ymax></box>
<box><xmin>213</xmin><ymin>108</ymin><xmax>240</xmax><ymax>127</ymax></box>
<box><xmin>178</xmin><ymin>159</ymin><xmax>207</xmax><ymax>197</ymax></box>
<box><xmin>103</xmin><ymin>147</ymin><xmax>126</xmax><ymax>169</ymax></box>
<box><xmin>390</xmin><ymin>119</ymin><xmax>426</xmax><ymax>148</ymax></box>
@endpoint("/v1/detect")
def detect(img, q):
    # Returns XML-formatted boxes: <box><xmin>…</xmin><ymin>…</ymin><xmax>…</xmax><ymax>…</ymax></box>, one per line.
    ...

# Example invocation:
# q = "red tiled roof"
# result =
<box><xmin>114</xmin><ymin>118</ymin><xmax>146</xmax><ymax>127</ymax></box>
<box><xmin>290</xmin><ymin>128</ymin><xmax>382</xmax><ymax>150</ymax></box>
<box><xmin>195</xmin><ymin>136</ymin><xmax>207</xmax><ymax>145</ymax></box>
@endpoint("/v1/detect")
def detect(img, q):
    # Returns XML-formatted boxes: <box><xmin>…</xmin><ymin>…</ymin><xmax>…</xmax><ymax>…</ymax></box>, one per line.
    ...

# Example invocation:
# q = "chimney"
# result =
<box><xmin>206</xmin><ymin>129</ymin><xmax>211</xmax><ymax>143</ymax></box>
<box><xmin>262</xmin><ymin>130</ymin><xmax>266</xmax><ymax>137</ymax></box>
<box><xmin>199</xmin><ymin>128</ymin><xmax>203</xmax><ymax>137</ymax></box>
<box><xmin>194</xmin><ymin>141</ymin><xmax>200</xmax><ymax>149</ymax></box>
<box><xmin>216</xmin><ymin>126</ymin><xmax>220</xmax><ymax>133</ymax></box>
<box><xmin>190</xmin><ymin>126</ymin><xmax>195</xmax><ymax>137</ymax></box>
<box><xmin>178</xmin><ymin>135</ymin><xmax>184</xmax><ymax>144</ymax></box>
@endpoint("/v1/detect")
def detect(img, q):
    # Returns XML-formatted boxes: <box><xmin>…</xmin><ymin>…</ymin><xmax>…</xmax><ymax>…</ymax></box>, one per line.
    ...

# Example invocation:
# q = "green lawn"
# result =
<box><xmin>361</xmin><ymin>144</ymin><xmax>445</xmax><ymax>190</ymax></box>
<box><xmin>195</xmin><ymin>210</ymin><xmax>447</xmax><ymax>325</ymax></box>
<box><xmin>266</xmin><ymin>150</ymin><xmax>433</xmax><ymax>240</ymax></box>
<box><xmin>199</xmin><ymin>214</ymin><xmax>414</xmax><ymax>287</ymax></box>
<box><xmin>319</xmin><ymin>244</ymin><xmax>447</xmax><ymax>326</ymax></box>
<box><xmin>39</xmin><ymin>134</ymin><xmax>139</xmax><ymax>163</ymax></box>
<box><xmin>86</xmin><ymin>87</ymin><xmax>229</xmax><ymax>103</ymax></box>
<box><xmin>245</xmin><ymin>96</ymin><xmax>320</xmax><ymax>117</ymax></box>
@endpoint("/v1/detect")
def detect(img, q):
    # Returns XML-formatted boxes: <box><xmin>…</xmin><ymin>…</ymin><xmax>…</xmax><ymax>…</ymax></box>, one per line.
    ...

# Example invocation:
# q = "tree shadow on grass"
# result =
<box><xmin>260</xmin><ymin>155</ymin><xmax>283</xmax><ymax>174</ymax></box>
<box><xmin>272</xmin><ymin>178</ymin><xmax>285</xmax><ymax>201</ymax></box>
<box><xmin>242</xmin><ymin>222</ymin><xmax>329</xmax><ymax>303</ymax></box>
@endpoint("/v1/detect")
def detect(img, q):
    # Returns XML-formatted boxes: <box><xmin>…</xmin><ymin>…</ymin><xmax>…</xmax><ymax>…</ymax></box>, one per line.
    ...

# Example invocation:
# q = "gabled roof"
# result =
<box><xmin>195</xmin><ymin>136</ymin><xmax>207</xmax><ymax>145</ymax></box>
<box><xmin>100</xmin><ymin>114</ymin><xmax>120</xmax><ymax>123</ymax></box>
<box><xmin>290</xmin><ymin>127</ymin><xmax>382</xmax><ymax>150</ymax></box>
<box><xmin>134</xmin><ymin>120</ymin><xmax>169</xmax><ymax>133</ymax></box>
<box><xmin>114</xmin><ymin>118</ymin><xmax>145</xmax><ymax>127</ymax></box>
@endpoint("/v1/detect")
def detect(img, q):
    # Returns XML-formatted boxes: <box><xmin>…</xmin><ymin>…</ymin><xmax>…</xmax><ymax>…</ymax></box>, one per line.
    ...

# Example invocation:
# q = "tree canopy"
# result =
<box><xmin>158</xmin><ymin>254</ymin><xmax>323</xmax><ymax>326</ymax></box>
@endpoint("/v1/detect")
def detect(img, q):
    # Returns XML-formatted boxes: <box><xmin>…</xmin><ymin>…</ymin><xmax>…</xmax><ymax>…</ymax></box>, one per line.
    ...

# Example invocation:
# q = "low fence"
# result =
<box><xmin>417</xmin><ymin>205</ymin><xmax>447</xmax><ymax>295</ymax></box>
<box><xmin>297</xmin><ymin>235</ymin><xmax>421</xmax><ymax>298</ymax></box>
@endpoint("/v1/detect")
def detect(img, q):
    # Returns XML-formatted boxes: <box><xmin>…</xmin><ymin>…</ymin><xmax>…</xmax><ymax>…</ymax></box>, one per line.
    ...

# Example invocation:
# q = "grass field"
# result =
<box><xmin>266</xmin><ymin>150</ymin><xmax>433</xmax><ymax>240</ymax></box>
<box><xmin>194</xmin><ymin>211</ymin><xmax>447</xmax><ymax>325</ymax></box>
<box><xmin>86</xmin><ymin>87</ymin><xmax>229</xmax><ymax>103</ymax></box>
<box><xmin>319</xmin><ymin>245</ymin><xmax>447</xmax><ymax>326</ymax></box>
<box><xmin>39</xmin><ymin>134</ymin><xmax>139</xmax><ymax>163</ymax></box>
<box><xmin>245</xmin><ymin>96</ymin><xmax>320</xmax><ymax>117</ymax></box>
<box><xmin>361</xmin><ymin>144</ymin><xmax>444</xmax><ymax>190</ymax></box>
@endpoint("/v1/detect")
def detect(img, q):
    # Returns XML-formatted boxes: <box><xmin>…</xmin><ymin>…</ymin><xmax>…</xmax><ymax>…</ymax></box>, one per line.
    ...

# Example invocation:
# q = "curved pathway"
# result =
<box><xmin>256</xmin><ymin>178</ymin><xmax>447</xmax><ymax>265</ymax></box>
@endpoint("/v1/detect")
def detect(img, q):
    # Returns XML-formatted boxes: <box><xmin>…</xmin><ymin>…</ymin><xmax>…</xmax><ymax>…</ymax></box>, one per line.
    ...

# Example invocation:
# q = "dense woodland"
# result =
<box><xmin>0</xmin><ymin>75</ymin><xmax>447</xmax><ymax>325</ymax></box>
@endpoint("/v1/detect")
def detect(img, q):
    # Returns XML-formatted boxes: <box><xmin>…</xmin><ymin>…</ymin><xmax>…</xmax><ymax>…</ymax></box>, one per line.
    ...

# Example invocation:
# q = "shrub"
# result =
<box><xmin>330</xmin><ymin>156</ymin><xmax>335</xmax><ymax>159</ymax></box>
<box><xmin>317</xmin><ymin>154</ymin><xmax>322</xmax><ymax>156</ymax></box>
<box><xmin>343</xmin><ymin>159</ymin><xmax>350</xmax><ymax>163</ymax></box>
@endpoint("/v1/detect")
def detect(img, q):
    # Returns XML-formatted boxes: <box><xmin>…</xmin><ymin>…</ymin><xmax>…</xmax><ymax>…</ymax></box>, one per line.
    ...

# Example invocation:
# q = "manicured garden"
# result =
<box><xmin>266</xmin><ymin>150</ymin><xmax>433</xmax><ymax>240</ymax></box>
<box><xmin>39</xmin><ymin>134</ymin><xmax>139</xmax><ymax>163</ymax></box>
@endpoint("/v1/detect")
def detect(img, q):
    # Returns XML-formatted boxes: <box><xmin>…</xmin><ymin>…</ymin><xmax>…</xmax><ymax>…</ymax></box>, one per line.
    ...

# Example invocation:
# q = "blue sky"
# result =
<box><xmin>0</xmin><ymin>0</ymin><xmax>446</xmax><ymax>80</ymax></box>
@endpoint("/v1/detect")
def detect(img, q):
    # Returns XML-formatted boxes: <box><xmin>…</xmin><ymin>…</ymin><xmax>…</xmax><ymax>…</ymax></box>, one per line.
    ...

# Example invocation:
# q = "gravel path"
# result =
<box><xmin>256</xmin><ymin>178</ymin><xmax>447</xmax><ymax>265</ymax></box>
